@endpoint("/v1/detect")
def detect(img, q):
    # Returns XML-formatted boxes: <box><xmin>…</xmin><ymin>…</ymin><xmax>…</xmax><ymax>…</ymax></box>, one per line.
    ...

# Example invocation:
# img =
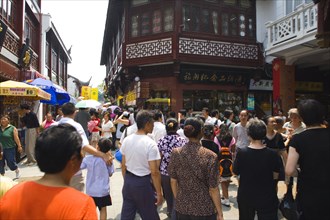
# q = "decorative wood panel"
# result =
<box><xmin>126</xmin><ymin>38</ymin><xmax>172</xmax><ymax>59</ymax></box>
<box><xmin>3</xmin><ymin>31</ymin><xmax>20</xmax><ymax>57</ymax></box>
<box><xmin>179</xmin><ymin>37</ymin><xmax>258</xmax><ymax>60</ymax></box>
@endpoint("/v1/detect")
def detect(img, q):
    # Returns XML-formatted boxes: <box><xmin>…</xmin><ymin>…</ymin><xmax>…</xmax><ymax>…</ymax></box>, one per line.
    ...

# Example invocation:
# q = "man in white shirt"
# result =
<box><xmin>53</xmin><ymin>102</ymin><xmax>113</xmax><ymax>191</ymax></box>
<box><xmin>150</xmin><ymin>110</ymin><xmax>166</xmax><ymax>143</ymax></box>
<box><xmin>232</xmin><ymin>109</ymin><xmax>250</xmax><ymax>155</ymax></box>
<box><xmin>202</xmin><ymin>107</ymin><xmax>213</xmax><ymax>125</ymax></box>
<box><xmin>120</xmin><ymin>110</ymin><xmax>163</xmax><ymax>219</ymax></box>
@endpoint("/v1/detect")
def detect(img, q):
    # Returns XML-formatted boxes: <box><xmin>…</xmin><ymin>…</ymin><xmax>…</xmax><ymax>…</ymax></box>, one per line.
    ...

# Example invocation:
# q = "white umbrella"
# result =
<box><xmin>75</xmin><ymin>99</ymin><xmax>101</xmax><ymax>109</ymax></box>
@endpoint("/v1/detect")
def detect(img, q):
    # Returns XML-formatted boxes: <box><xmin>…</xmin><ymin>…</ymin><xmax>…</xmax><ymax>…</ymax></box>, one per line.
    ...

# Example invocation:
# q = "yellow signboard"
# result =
<box><xmin>91</xmin><ymin>88</ymin><xmax>99</xmax><ymax>101</ymax></box>
<box><xmin>81</xmin><ymin>86</ymin><xmax>91</xmax><ymax>100</ymax></box>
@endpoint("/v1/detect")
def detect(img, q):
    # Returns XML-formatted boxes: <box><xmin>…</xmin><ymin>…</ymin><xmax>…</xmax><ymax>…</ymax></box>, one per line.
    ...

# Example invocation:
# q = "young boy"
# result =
<box><xmin>80</xmin><ymin>138</ymin><xmax>114</xmax><ymax>220</ymax></box>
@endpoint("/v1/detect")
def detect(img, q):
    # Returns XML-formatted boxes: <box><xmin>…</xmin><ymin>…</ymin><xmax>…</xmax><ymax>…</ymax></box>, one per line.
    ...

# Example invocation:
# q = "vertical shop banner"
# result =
<box><xmin>81</xmin><ymin>86</ymin><xmax>91</xmax><ymax>100</ymax></box>
<box><xmin>91</xmin><ymin>88</ymin><xmax>98</xmax><ymax>101</ymax></box>
<box><xmin>272</xmin><ymin>58</ymin><xmax>281</xmax><ymax>115</ymax></box>
<box><xmin>247</xmin><ymin>93</ymin><xmax>255</xmax><ymax>110</ymax></box>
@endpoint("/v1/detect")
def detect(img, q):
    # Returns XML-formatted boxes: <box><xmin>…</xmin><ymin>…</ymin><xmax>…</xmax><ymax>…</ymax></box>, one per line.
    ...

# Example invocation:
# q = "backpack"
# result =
<box><xmin>213</xmin><ymin>119</ymin><xmax>221</xmax><ymax>136</ymax></box>
<box><xmin>217</xmin><ymin>137</ymin><xmax>233</xmax><ymax>177</ymax></box>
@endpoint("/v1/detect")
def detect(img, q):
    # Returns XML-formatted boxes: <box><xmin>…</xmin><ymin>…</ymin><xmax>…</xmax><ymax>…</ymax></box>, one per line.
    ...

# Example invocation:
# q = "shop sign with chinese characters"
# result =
<box><xmin>0</xmin><ymin>88</ymin><xmax>37</xmax><ymax>96</ymax></box>
<box><xmin>249</xmin><ymin>79</ymin><xmax>273</xmax><ymax>91</ymax></box>
<box><xmin>180</xmin><ymin>69</ymin><xmax>246</xmax><ymax>86</ymax></box>
<box><xmin>296</xmin><ymin>81</ymin><xmax>323</xmax><ymax>92</ymax></box>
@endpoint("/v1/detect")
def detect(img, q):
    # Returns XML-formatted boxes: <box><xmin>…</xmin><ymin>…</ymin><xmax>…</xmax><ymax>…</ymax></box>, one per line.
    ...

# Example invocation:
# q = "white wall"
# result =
<box><xmin>256</xmin><ymin>0</ymin><xmax>286</xmax><ymax>63</ymax></box>
<box><xmin>40</xmin><ymin>14</ymin><xmax>52</xmax><ymax>76</ymax></box>
<box><xmin>67</xmin><ymin>77</ymin><xmax>79</xmax><ymax>98</ymax></box>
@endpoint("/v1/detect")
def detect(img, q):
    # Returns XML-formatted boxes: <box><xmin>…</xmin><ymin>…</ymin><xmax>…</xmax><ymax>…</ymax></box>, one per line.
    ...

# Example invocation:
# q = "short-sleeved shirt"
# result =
<box><xmin>91</xmin><ymin>118</ymin><xmax>100</xmax><ymax>133</ymax></box>
<box><xmin>120</xmin><ymin>133</ymin><xmax>160</xmax><ymax>176</ymax></box>
<box><xmin>201</xmin><ymin>139</ymin><xmax>220</xmax><ymax>159</ymax></box>
<box><xmin>80</xmin><ymin>155</ymin><xmax>114</xmax><ymax>197</ymax></box>
<box><xmin>53</xmin><ymin>117</ymin><xmax>89</xmax><ymax>148</ymax></box>
<box><xmin>158</xmin><ymin>134</ymin><xmax>187</xmax><ymax>176</ymax></box>
<box><xmin>168</xmin><ymin>142</ymin><xmax>219</xmax><ymax>216</ymax></box>
<box><xmin>151</xmin><ymin>121</ymin><xmax>167</xmax><ymax>143</ymax></box>
<box><xmin>233</xmin><ymin>146</ymin><xmax>281</xmax><ymax>208</ymax></box>
<box><xmin>0</xmin><ymin>181</ymin><xmax>97</xmax><ymax>219</ymax></box>
<box><xmin>101</xmin><ymin>120</ymin><xmax>114</xmax><ymax>139</ymax></box>
<box><xmin>232</xmin><ymin>122</ymin><xmax>249</xmax><ymax>149</ymax></box>
<box><xmin>74</xmin><ymin>110</ymin><xmax>91</xmax><ymax>134</ymax></box>
<box><xmin>21</xmin><ymin>112</ymin><xmax>39</xmax><ymax>128</ymax></box>
<box><xmin>289</xmin><ymin>128</ymin><xmax>330</xmax><ymax>210</ymax></box>
<box><xmin>264</xmin><ymin>132</ymin><xmax>286</xmax><ymax>152</ymax></box>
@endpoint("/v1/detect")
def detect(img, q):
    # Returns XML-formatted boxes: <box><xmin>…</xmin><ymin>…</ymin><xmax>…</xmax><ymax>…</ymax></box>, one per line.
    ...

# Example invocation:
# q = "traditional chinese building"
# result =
<box><xmin>101</xmin><ymin>0</ymin><xmax>265</xmax><ymax>115</ymax></box>
<box><xmin>1</xmin><ymin>1</ymin><xmax>71</xmax><ymax>121</ymax></box>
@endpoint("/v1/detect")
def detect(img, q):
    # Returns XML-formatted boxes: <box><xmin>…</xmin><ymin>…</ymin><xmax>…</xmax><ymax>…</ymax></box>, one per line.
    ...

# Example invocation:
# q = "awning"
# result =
<box><xmin>0</xmin><ymin>80</ymin><xmax>51</xmax><ymax>101</ymax></box>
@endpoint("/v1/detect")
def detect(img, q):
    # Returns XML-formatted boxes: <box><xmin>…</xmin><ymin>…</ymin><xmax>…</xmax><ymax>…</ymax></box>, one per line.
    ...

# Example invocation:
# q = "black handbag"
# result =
<box><xmin>279</xmin><ymin>181</ymin><xmax>298</xmax><ymax>220</ymax></box>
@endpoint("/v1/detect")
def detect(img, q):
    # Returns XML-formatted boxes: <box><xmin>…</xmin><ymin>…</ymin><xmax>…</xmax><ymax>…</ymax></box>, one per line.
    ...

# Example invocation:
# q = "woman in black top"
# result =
<box><xmin>233</xmin><ymin>118</ymin><xmax>281</xmax><ymax>220</ymax></box>
<box><xmin>263</xmin><ymin>115</ymin><xmax>288</xmax><ymax>184</ymax></box>
<box><xmin>201</xmin><ymin>124</ymin><xmax>220</xmax><ymax>158</ymax></box>
<box><xmin>286</xmin><ymin>99</ymin><xmax>330</xmax><ymax>220</ymax></box>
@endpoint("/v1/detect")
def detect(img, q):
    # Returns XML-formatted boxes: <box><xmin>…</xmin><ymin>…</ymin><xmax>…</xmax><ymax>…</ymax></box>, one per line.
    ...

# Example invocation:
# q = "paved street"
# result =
<box><xmin>3</xmin><ymin>157</ymin><xmax>287</xmax><ymax>220</ymax></box>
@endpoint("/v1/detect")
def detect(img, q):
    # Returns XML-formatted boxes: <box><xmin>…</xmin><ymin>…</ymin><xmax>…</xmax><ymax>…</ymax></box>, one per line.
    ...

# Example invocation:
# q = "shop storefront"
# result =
<box><xmin>180</xmin><ymin>66</ymin><xmax>249</xmax><ymax>120</ymax></box>
<box><xmin>248</xmin><ymin>79</ymin><xmax>273</xmax><ymax>118</ymax></box>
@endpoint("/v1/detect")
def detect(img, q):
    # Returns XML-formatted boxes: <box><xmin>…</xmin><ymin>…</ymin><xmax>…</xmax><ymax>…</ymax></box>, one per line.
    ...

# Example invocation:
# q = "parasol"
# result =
<box><xmin>0</xmin><ymin>80</ymin><xmax>51</xmax><ymax>101</ymax></box>
<box><xmin>27</xmin><ymin>78</ymin><xmax>70</xmax><ymax>105</ymax></box>
<box><xmin>75</xmin><ymin>99</ymin><xmax>102</xmax><ymax>109</ymax></box>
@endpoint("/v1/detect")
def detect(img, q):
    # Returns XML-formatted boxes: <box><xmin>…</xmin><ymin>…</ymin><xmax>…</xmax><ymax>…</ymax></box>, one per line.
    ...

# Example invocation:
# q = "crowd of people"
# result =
<box><xmin>0</xmin><ymin>99</ymin><xmax>329</xmax><ymax>220</ymax></box>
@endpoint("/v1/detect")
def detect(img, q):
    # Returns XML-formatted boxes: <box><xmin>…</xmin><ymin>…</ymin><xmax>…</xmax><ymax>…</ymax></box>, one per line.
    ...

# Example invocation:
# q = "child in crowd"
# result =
<box><xmin>80</xmin><ymin>138</ymin><xmax>114</xmax><ymax>220</ymax></box>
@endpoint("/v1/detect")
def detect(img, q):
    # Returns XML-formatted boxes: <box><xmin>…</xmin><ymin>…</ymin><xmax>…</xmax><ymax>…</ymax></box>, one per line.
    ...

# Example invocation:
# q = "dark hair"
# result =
<box><xmin>169</xmin><ymin>111</ymin><xmax>176</xmax><ymax>118</ymax></box>
<box><xmin>195</xmin><ymin>114</ymin><xmax>206</xmax><ymax>123</ymax></box>
<box><xmin>61</xmin><ymin>102</ymin><xmax>76</xmax><ymax>115</ymax></box>
<box><xmin>211</xmin><ymin>109</ymin><xmax>219</xmax><ymax>117</ymax></box>
<box><xmin>0</xmin><ymin>114</ymin><xmax>10</xmax><ymax>121</ymax></box>
<box><xmin>90</xmin><ymin>111</ymin><xmax>99</xmax><ymax>117</ymax></box>
<box><xmin>261</xmin><ymin>115</ymin><xmax>273</xmax><ymax>125</ymax></box>
<box><xmin>274</xmin><ymin>116</ymin><xmax>284</xmax><ymax>126</ymax></box>
<box><xmin>202</xmin><ymin>107</ymin><xmax>209</xmax><ymax>114</ymax></box>
<box><xmin>136</xmin><ymin>110</ymin><xmax>154</xmax><ymax>130</ymax></box>
<box><xmin>217</xmin><ymin>124</ymin><xmax>233</xmax><ymax>146</ymax></box>
<box><xmin>166</xmin><ymin>118</ymin><xmax>179</xmax><ymax>134</ymax></box>
<box><xmin>246</xmin><ymin>118</ymin><xmax>266</xmax><ymax>140</ymax></box>
<box><xmin>98</xmin><ymin>138</ymin><xmax>112</xmax><ymax>153</ymax></box>
<box><xmin>153</xmin><ymin>110</ymin><xmax>163</xmax><ymax>121</ymax></box>
<box><xmin>298</xmin><ymin>99</ymin><xmax>325</xmax><ymax>126</ymax></box>
<box><xmin>203</xmin><ymin>124</ymin><xmax>214</xmax><ymax>137</ymax></box>
<box><xmin>35</xmin><ymin>124</ymin><xmax>82</xmax><ymax>173</ymax></box>
<box><xmin>224</xmin><ymin>109</ymin><xmax>233</xmax><ymax>119</ymax></box>
<box><xmin>179</xmin><ymin>109</ymin><xmax>187</xmax><ymax>116</ymax></box>
<box><xmin>184</xmin><ymin>117</ymin><xmax>203</xmax><ymax>138</ymax></box>
<box><xmin>20</xmin><ymin>104</ymin><xmax>30</xmax><ymax>110</ymax></box>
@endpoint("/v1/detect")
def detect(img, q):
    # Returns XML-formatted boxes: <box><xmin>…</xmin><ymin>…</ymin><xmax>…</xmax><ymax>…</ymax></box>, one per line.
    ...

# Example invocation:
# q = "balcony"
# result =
<box><xmin>265</xmin><ymin>3</ymin><xmax>318</xmax><ymax>59</ymax></box>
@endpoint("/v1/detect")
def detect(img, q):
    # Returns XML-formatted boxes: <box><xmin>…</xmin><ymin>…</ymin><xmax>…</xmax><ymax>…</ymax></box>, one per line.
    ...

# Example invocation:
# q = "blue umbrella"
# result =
<box><xmin>27</xmin><ymin>78</ymin><xmax>70</xmax><ymax>105</ymax></box>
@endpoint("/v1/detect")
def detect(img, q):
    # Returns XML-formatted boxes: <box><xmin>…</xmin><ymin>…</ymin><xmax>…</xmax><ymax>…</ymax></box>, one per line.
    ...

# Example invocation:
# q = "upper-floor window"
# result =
<box><xmin>0</xmin><ymin>0</ymin><xmax>17</xmax><ymax>30</ymax></box>
<box><xmin>286</xmin><ymin>0</ymin><xmax>313</xmax><ymax>14</ymax></box>
<box><xmin>130</xmin><ymin>6</ymin><xmax>174</xmax><ymax>37</ymax></box>
<box><xmin>51</xmin><ymin>49</ymin><xmax>57</xmax><ymax>73</ymax></box>
<box><xmin>45</xmin><ymin>42</ymin><xmax>50</xmax><ymax>67</ymax></box>
<box><xmin>182</xmin><ymin>0</ymin><xmax>255</xmax><ymax>38</ymax></box>
<box><xmin>24</xmin><ymin>17</ymin><xmax>38</xmax><ymax>51</ymax></box>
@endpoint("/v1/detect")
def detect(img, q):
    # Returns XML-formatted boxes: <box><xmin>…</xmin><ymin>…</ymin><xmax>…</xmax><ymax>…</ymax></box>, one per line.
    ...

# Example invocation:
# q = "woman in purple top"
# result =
<box><xmin>157</xmin><ymin>118</ymin><xmax>187</xmax><ymax>218</ymax></box>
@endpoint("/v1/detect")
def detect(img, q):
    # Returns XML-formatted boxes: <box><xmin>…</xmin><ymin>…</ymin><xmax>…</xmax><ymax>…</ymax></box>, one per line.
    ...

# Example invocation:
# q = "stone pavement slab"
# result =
<box><xmin>3</xmin><ymin>159</ymin><xmax>287</xmax><ymax>220</ymax></box>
